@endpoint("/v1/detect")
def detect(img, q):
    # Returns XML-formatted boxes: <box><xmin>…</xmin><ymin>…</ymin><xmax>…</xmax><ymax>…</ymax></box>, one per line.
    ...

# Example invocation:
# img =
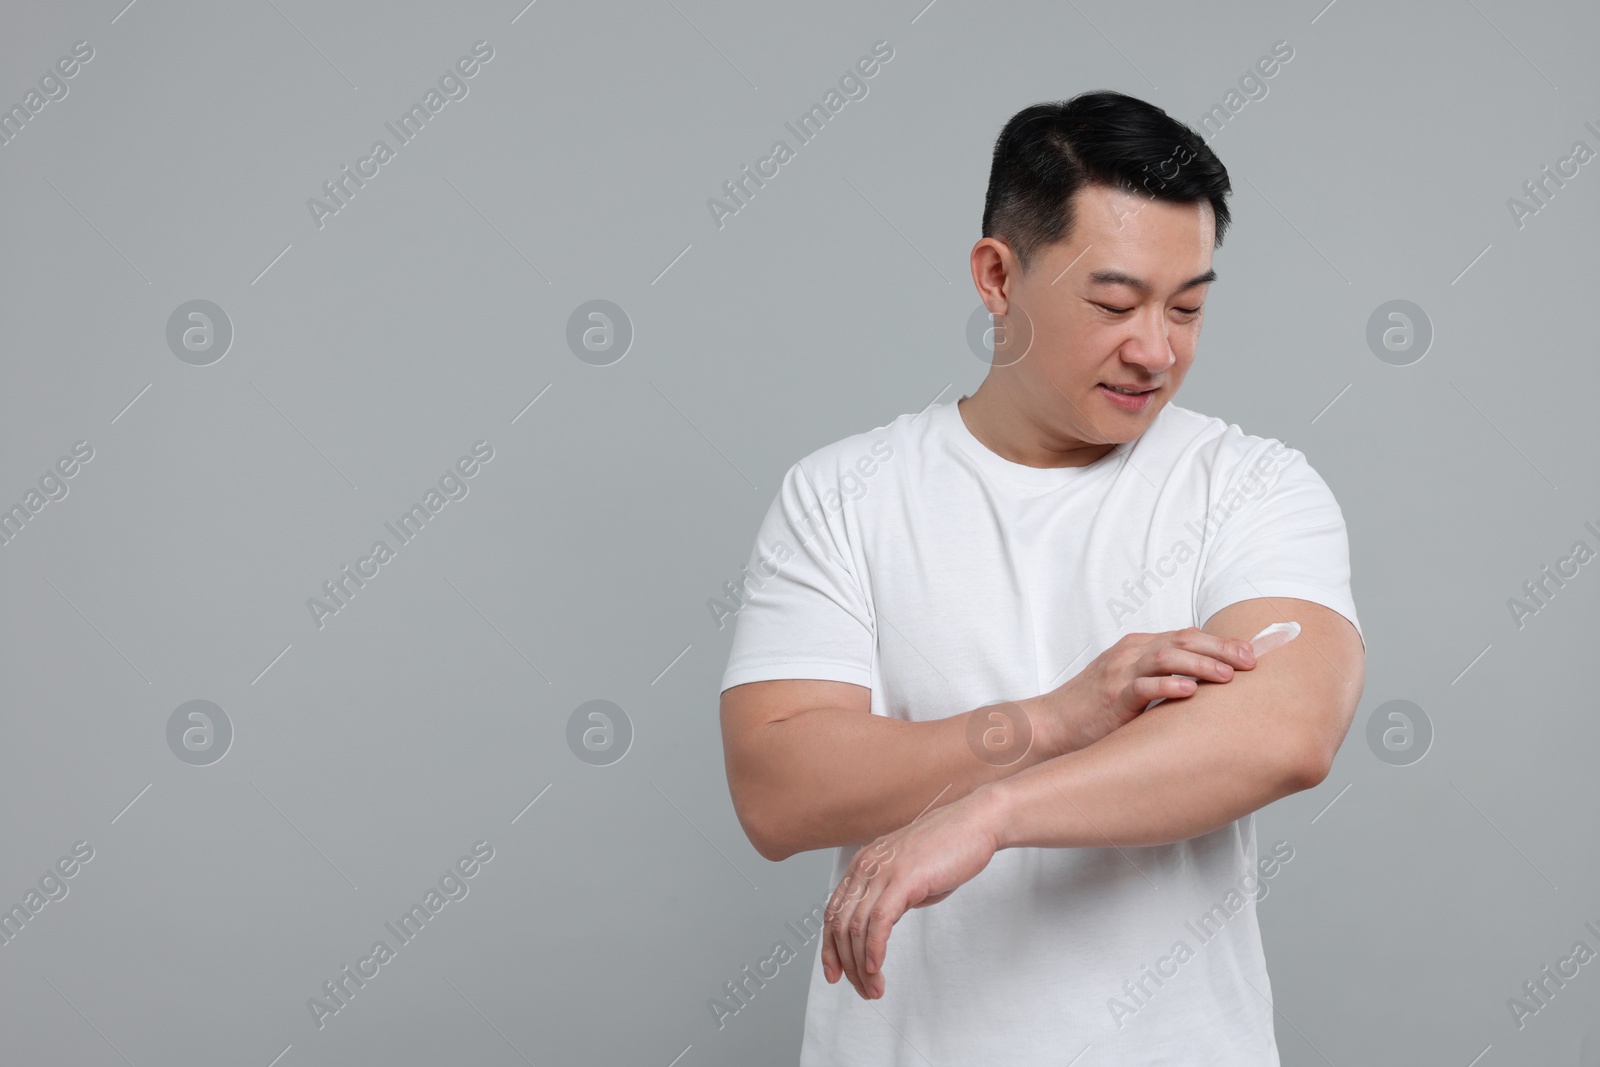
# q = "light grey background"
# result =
<box><xmin>2</xmin><ymin>0</ymin><xmax>1597</xmax><ymax>1064</ymax></box>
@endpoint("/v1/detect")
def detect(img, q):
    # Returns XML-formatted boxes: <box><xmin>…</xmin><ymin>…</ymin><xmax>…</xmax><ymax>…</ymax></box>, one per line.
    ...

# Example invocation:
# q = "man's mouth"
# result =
<box><xmin>1097</xmin><ymin>382</ymin><xmax>1160</xmax><ymax>410</ymax></box>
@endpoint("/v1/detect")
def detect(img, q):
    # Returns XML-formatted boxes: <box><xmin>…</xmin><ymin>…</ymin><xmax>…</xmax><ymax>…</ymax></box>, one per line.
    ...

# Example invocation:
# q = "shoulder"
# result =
<box><xmin>1151</xmin><ymin>402</ymin><xmax>1323</xmax><ymax>492</ymax></box>
<box><xmin>1152</xmin><ymin>401</ymin><xmax>1277</xmax><ymax>462</ymax></box>
<box><xmin>783</xmin><ymin>406</ymin><xmax>923</xmax><ymax>500</ymax></box>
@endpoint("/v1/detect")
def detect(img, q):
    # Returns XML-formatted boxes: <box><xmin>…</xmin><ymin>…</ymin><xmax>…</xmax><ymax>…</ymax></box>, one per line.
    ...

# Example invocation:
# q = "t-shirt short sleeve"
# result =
<box><xmin>719</xmin><ymin>461</ymin><xmax>875</xmax><ymax>693</ymax></box>
<box><xmin>1194</xmin><ymin>441</ymin><xmax>1364</xmax><ymax>651</ymax></box>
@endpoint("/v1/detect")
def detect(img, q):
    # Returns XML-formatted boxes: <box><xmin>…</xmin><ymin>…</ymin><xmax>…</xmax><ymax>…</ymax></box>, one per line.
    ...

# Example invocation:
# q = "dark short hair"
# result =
<box><xmin>982</xmin><ymin>91</ymin><xmax>1232</xmax><ymax>274</ymax></box>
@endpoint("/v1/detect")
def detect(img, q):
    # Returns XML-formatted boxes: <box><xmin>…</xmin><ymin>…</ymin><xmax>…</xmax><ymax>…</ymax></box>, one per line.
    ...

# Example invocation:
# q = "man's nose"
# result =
<box><xmin>1121</xmin><ymin>309</ymin><xmax>1177</xmax><ymax>371</ymax></box>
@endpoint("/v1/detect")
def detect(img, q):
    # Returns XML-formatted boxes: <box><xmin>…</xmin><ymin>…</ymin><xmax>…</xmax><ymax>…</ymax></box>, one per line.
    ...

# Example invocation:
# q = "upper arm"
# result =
<box><xmin>719</xmin><ymin>678</ymin><xmax>871</xmax><ymax>853</ymax></box>
<box><xmin>1201</xmin><ymin>596</ymin><xmax>1366</xmax><ymax>785</ymax></box>
<box><xmin>719</xmin><ymin>677</ymin><xmax>872</xmax><ymax>745</ymax></box>
<box><xmin>1193</xmin><ymin>440</ymin><xmax>1365</xmax><ymax>658</ymax></box>
<box><xmin>717</xmin><ymin>461</ymin><xmax>876</xmax><ymax>694</ymax></box>
<box><xmin>715</xmin><ymin>457</ymin><xmax>877</xmax><ymax>854</ymax></box>
<box><xmin>1189</xmin><ymin>438</ymin><xmax>1365</xmax><ymax>783</ymax></box>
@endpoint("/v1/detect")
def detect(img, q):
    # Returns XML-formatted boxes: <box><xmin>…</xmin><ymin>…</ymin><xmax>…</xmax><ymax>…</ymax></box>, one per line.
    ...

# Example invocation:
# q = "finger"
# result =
<box><xmin>831</xmin><ymin>893</ymin><xmax>866</xmax><ymax>998</ymax></box>
<box><xmin>1173</xmin><ymin>628</ymin><xmax>1258</xmax><ymax>669</ymax></box>
<box><xmin>1147</xmin><ymin>645</ymin><xmax>1238</xmax><ymax>684</ymax></box>
<box><xmin>820</xmin><ymin>900</ymin><xmax>840</xmax><ymax>983</ymax></box>
<box><xmin>849</xmin><ymin>889</ymin><xmax>883</xmax><ymax>999</ymax></box>
<box><xmin>822</xmin><ymin>877</ymin><xmax>857</xmax><ymax>986</ymax></box>
<box><xmin>832</xmin><ymin>927</ymin><xmax>857</xmax><ymax>1004</ymax></box>
<box><xmin>850</xmin><ymin>882</ymin><xmax>876</xmax><ymax>987</ymax></box>
<box><xmin>1131</xmin><ymin>674</ymin><xmax>1197</xmax><ymax>702</ymax></box>
<box><xmin>851</xmin><ymin>856</ymin><xmax>886</xmax><ymax>933</ymax></box>
<box><xmin>857</xmin><ymin>866</ymin><xmax>903</xmax><ymax>1000</ymax></box>
<box><xmin>826</xmin><ymin>914</ymin><xmax>852</xmax><ymax>993</ymax></box>
<box><xmin>828</xmin><ymin>893</ymin><xmax>863</xmax><ymax>994</ymax></box>
<box><xmin>847</xmin><ymin>891</ymin><xmax>876</xmax><ymax>999</ymax></box>
<box><xmin>862</xmin><ymin>891</ymin><xmax>905</xmax><ymax>997</ymax></box>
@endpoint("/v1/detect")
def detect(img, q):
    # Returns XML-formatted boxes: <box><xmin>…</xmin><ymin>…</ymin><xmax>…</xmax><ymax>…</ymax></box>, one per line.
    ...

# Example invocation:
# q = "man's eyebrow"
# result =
<box><xmin>1086</xmin><ymin>268</ymin><xmax>1217</xmax><ymax>295</ymax></box>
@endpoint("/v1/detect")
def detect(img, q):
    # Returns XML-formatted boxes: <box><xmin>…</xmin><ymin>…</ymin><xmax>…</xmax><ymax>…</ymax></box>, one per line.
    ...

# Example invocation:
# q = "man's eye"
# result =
<box><xmin>1098</xmin><ymin>303</ymin><xmax>1203</xmax><ymax>315</ymax></box>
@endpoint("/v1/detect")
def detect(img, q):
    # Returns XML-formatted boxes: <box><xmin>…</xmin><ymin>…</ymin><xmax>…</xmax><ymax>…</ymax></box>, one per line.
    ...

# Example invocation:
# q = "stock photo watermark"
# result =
<box><xmin>1198</xmin><ymin>40</ymin><xmax>1294</xmax><ymax>141</ymax></box>
<box><xmin>966</xmin><ymin>301</ymin><xmax>1036</xmax><ymax>367</ymax></box>
<box><xmin>1506</xmin><ymin>117</ymin><xmax>1600</xmax><ymax>230</ymax></box>
<box><xmin>1506</xmin><ymin>519</ymin><xmax>1598</xmax><ymax>630</ymax></box>
<box><xmin>306</xmin><ymin>839</ymin><xmax>496</xmax><ymax>1030</ymax></box>
<box><xmin>0</xmin><ymin>840</ymin><xmax>95</xmax><ymax>949</ymax></box>
<box><xmin>166</xmin><ymin>300</ymin><xmax>234</xmax><ymax>366</ymax></box>
<box><xmin>707</xmin><ymin>438</ymin><xmax>895</xmax><ymax>630</ymax></box>
<box><xmin>306</xmin><ymin>441</ymin><xmax>495</xmax><ymax>629</ymax></box>
<box><xmin>166</xmin><ymin>700</ymin><xmax>234</xmax><ymax>766</ymax></box>
<box><xmin>307</xmin><ymin>41</ymin><xmax>496</xmax><ymax>230</ymax></box>
<box><xmin>566</xmin><ymin>699</ymin><xmax>633</xmax><ymax>766</ymax></box>
<box><xmin>0</xmin><ymin>39</ymin><xmax>94</xmax><ymax>149</ymax></box>
<box><xmin>1104</xmin><ymin>129</ymin><xmax>1213</xmax><ymax>239</ymax></box>
<box><xmin>708</xmin><ymin>840</ymin><xmax>896</xmax><ymax>1030</ymax></box>
<box><xmin>1366</xmin><ymin>299</ymin><xmax>1433</xmax><ymax>366</ymax></box>
<box><xmin>1365</xmin><ymin>698</ymin><xmax>1432</xmax><ymax>766</ymax></box>
<box><xmin>965</xmin><ymin>701</ymin><xmax>1035</xmax><ymax>766</ymax></box>
<box><xmin>0</xmin><ymin>440</ymin><xmax>93</xmax><ymax>548</ymax></box>
<box><xmin>706</xmin><ymin>900</ymin><xmax>828</xmax><ymax>1030</ymax></box>
<box><xmin>1105</xmin><ymin>440</ymin><xmax>1293</xmax><ymax>626</ymax></box>
<box><xmin>1106</xmin><ymin>839</ymin><xmax>1294</xmax><ymax>1030</ymax></box>
<box><xmin>707</xmin><ymin>40</ymin><xmax>895</xmax><ymax>231</ymax></box>
<box><xmin>1505</xmin><ymin>917</ymin><xmax>1600</xmax><ymax>1030</ymax></box>
<box><xmin>566</xmin><ymin>299</ymin><xmax>634</xmax><ymax>367</ymax></box>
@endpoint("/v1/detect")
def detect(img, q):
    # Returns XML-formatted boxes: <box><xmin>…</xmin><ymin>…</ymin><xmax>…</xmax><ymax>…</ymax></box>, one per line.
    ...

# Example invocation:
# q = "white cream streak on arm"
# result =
<box><xmin>1247</xmin><ymin>620</ymin><xmax>1301</xmax><ymax>656</ymax></box>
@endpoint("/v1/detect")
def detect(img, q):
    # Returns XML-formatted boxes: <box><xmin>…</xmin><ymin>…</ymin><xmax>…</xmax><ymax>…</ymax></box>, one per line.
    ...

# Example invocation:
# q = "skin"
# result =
<box><xmin>818</xmin><ymin>182</ymin><xmax>1364</xmax><ymax>999</ymax></box>
<box><xmin>717</xmin><ymin>187</ymin><xmax>1234</xmax><ymax>873</ymax></box>
<box><xmin>821</xmin><ymin>179</ymin><xmax>1216</xmax><ymax>996</ymax></box>
<box><xmin>822</xmin><ymin>598</ymin><xmax>1364</xmax><ymax>999</ymax></box>
<box><xmin>956</xmin><ymin>180</ymin><xmax>1216</xmax><ymax>469</ymax></box>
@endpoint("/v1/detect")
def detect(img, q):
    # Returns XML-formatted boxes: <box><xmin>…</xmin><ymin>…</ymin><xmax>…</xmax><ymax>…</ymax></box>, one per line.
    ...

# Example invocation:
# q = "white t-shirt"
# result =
<box><xmin>719</xmin><ymin>395</ymin><xmax>1363</xmax><ymax>1066</ymax></box>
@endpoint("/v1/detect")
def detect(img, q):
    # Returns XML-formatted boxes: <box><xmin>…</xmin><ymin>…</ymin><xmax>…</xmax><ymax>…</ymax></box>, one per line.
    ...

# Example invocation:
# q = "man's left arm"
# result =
<box><xmin>983</xmin><ymin>595</ymin><xmax>1365</xmax><ymax>850</ymax></box>
<box><xmin>821</xmin><ymin>595</ymin><xmax>1366</xmax><ymax>998</ymax></box>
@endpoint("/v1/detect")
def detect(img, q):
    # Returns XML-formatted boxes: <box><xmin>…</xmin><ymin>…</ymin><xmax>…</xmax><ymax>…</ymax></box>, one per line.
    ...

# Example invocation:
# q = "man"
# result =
<box><xmin>718</xmin><ymin>90</ymin><xmax>1365</xmax><ymax>1065</ymax></box>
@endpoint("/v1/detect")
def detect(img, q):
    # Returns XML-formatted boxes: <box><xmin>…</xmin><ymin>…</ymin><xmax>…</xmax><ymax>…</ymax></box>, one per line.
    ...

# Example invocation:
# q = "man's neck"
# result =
<box><xmin>957</xmin><ymin>383</ymin><xmax>1119</xmax><ymax>469</ymax></box>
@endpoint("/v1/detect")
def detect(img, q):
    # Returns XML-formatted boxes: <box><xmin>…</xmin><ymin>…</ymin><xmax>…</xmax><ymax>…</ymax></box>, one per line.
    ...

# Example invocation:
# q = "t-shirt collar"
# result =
<box><xmin>941</xmin><ymin>395</ymin><xmax>1137</xmax><ymax>490</ymax></box>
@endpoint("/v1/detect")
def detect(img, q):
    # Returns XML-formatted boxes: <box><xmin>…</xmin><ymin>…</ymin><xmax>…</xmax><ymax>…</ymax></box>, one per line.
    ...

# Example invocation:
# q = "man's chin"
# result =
<box><xmin>1096</xmin><ymin>390</ymin><xmax>1166</xmax><ymax>432</ymax></box>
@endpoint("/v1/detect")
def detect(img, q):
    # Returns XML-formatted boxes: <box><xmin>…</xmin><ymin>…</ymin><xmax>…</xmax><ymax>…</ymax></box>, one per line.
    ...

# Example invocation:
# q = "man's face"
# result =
<box><xmin>998</xmin><ymin>182</ymin><xmax>1216</xmax><ymax>444</ymax></box>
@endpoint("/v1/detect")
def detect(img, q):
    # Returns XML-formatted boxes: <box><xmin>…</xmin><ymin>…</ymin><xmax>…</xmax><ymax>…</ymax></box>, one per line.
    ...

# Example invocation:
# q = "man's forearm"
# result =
<box><xmin>748</xmin><ymin>697</ymin><xmax>1077</xmax><ymax>859</ymax></box>
<box><xmin>979</xmin><ymin>684</ymin><xmax>1319</xmax><ymax>851</ymax></box>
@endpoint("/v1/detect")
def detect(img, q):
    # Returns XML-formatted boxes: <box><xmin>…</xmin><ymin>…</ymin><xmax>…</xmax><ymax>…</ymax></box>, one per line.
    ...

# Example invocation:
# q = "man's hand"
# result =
<box><xmin>816</xmin><ymin>620</ymin><xmax>1309</xmax><ymax>1000</ymax></box>
<box><xmin>1028</xmin><ymin>626</ymin><xmax>1259</xmax><ymax>753</ymax></box>
<box><xmin>821</xmin><ymin>788</ymin><xmax>1006</xmax><ymax>1000</ymax></box>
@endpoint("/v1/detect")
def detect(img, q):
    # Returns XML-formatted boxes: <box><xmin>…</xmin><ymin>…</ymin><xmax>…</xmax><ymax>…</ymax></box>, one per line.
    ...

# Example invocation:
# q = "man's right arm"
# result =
<box><xmin>720</xmin><ymin>679</ymin><xmax>1076</xmax><ymax>862</ymax></box>
<box><xmin>719</xmin><ymin>626</ymin><xmax>1260</xmax><ymax>861</ymax></box>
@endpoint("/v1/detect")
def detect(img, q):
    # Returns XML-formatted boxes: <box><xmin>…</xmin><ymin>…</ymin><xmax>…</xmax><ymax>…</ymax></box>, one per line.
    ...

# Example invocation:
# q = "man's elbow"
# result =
<box><xmin>758</xmin><ymin>837</ymin><xmax>798</xmax><ymax>863</ymax></box>
<box><xmin>1289</xmin><ymin>742</ymin><xmax>1334</xmax><ymax>792</ymax></box>
<box><xmin>1288</xmin><ymin>707</ymin><xmax>1357</xmax><ymax>791</ymax></box>
<box><xmin>1284</xmin><ymin>663</ymin><xmax>1366</xmax><ymax>793</ymax></box>
<box><xmin>729</xmin><ymin>785</ymin><xmax>796</xmax><ymax>862</ymax></box>
<box><xmin>746</xmin><ymin>818</ymin><xmax>796</xmax><ymax>863</ymax></box>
